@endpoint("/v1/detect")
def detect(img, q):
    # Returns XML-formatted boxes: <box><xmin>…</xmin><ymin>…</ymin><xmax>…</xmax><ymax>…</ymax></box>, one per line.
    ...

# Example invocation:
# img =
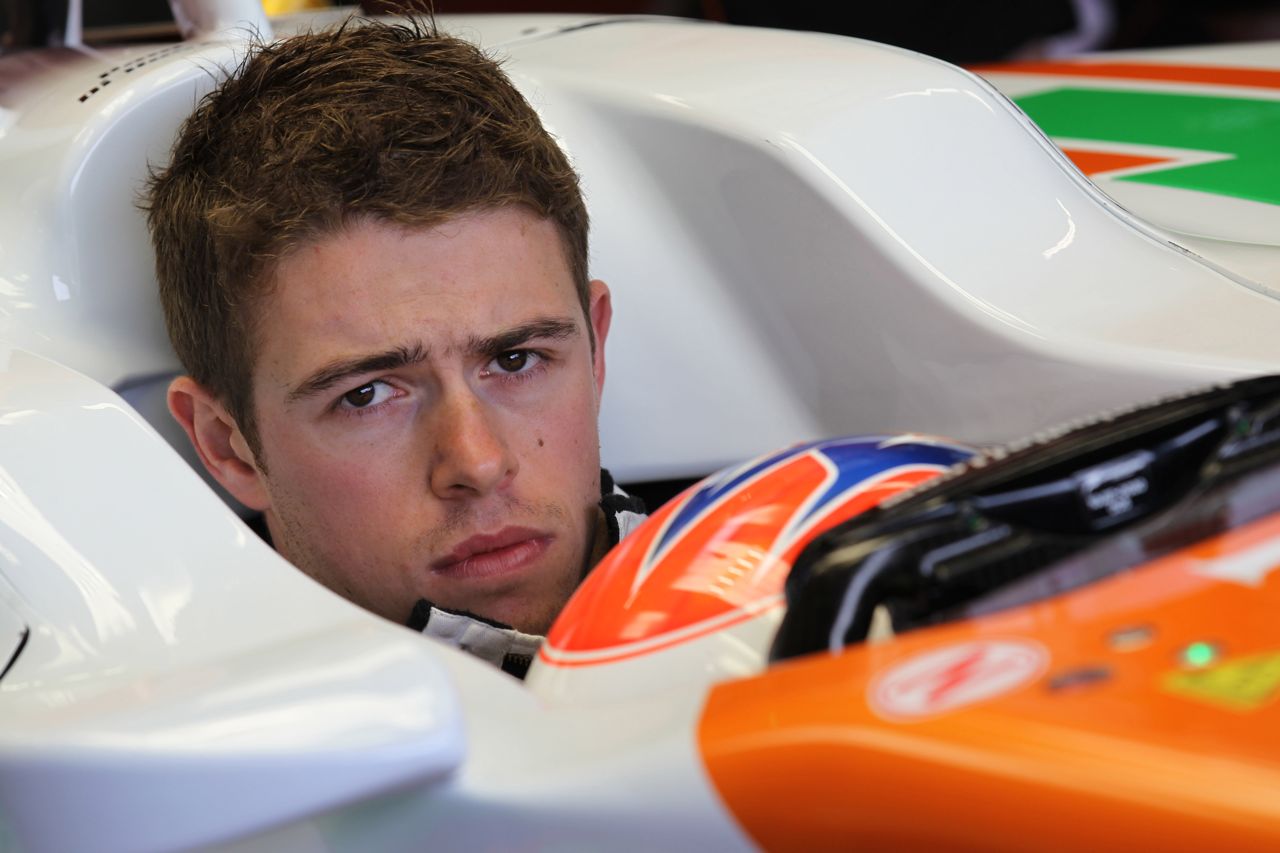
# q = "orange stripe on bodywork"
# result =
<box><xmin>698</xmin><ymin>511</ymin><xmax>1280</xmax><ymax>850</ymax></box>
<box><xmin>971</xmin><ymin>60</ymin><xmax>1280</xmax><ymax>92</ymax></box>
<box><xmin>1058</xmin><ymin>147</ymin><xmax>1175</xmax><ymax>176</ymax></box>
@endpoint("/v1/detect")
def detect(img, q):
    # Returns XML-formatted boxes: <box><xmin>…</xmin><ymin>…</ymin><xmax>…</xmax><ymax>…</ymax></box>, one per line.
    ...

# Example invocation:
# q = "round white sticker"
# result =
<box><xmin>870</xmin><ymin>639</ymin><xmax>1048</xmax><ymax>720</ymax></box>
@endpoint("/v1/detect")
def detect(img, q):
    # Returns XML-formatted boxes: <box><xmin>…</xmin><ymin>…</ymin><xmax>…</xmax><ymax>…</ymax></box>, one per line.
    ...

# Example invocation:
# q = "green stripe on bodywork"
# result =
<box><xmin>1014</xmin><ymin>88</ymin><xmax>1280</xmax><ymax>206</ymax></box>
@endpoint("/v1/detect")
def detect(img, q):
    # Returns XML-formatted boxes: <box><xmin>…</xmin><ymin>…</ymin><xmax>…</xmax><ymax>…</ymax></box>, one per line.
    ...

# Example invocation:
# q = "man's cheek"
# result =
<box><xmin>277</xmin><ymin>450</ymin><xmax>413</xmax><ymax>521</ymax></box>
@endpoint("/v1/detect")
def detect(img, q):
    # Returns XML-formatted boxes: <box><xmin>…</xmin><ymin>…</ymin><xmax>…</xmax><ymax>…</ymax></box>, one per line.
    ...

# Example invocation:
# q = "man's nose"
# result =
<box><xmin>428</xmin><ymin>385</ymin><xmax>517</xmax><ymax>499</ymax></box>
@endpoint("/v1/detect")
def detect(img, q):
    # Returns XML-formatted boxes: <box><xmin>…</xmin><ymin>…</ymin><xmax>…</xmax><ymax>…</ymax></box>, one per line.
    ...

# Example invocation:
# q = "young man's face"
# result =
<box><xmin>230</xmin><ymin>207</ymin><xmax>611</xmax><ymax>634</ymax></box>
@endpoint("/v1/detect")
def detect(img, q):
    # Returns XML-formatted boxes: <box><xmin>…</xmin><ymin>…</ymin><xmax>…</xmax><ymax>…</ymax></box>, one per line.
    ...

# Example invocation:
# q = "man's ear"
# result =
<box><xmin>167</xmin><ymin>376</ymin><xmax>271</xmax><ymax>511</ymax></box>
<box><xmin>587</xmin><ymin>278</ymin><xmax>612</xmax><ymax>397</ymax></box>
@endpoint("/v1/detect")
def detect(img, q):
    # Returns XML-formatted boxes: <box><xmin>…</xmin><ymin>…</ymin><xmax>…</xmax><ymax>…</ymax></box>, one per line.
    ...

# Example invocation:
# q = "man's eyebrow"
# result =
<box><xmin>467</xmin><ymin>317</ymin><xmax>580</xmax><ymax>358</ymax></box>
<box><xmin>286</xmin><ymin>342</ymin><xmax>428</xmax><ymax>404</ymax></box>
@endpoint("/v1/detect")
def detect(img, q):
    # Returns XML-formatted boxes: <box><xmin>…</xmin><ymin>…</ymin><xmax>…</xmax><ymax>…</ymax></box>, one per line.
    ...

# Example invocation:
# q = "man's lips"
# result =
<box><xmin>431</xmin><ymin>527</ymin><xmax>553</xmax><ymax>580</ymax></box>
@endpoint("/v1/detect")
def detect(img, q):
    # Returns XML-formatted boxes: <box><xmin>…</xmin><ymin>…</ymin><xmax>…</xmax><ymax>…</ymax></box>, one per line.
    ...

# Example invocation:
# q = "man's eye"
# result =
<box><xmin>340</xmin><ymin>380</ymin><xmax>395</xmax><ymax>409</ymax></box>
<box><xmin>491</xmin><ymin>350</ymin><xmax>540</xmax><ymax>374</ymax></box>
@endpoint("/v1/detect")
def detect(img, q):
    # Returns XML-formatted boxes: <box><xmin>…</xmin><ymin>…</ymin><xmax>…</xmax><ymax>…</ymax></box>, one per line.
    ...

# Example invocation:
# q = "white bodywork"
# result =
<box><xmin>2</xmin><ymin>8</ymin><xmax>1280</xmax><ymax>850</ymax></box>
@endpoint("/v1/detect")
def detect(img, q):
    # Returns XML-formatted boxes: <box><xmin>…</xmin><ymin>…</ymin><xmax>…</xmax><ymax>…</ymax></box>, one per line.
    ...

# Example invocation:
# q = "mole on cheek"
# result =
<box><xmin>537</xmin><ymin>437</ymin><xmax>545</xmax><ymax>448</ymax></box>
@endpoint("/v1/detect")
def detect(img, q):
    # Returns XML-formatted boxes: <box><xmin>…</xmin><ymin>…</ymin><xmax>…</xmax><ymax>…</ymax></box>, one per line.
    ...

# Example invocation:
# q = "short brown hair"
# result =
<box><xmin>145</xmin><ymin>17</ymin><xmax>590</xmax><ymax>459</ymax></box>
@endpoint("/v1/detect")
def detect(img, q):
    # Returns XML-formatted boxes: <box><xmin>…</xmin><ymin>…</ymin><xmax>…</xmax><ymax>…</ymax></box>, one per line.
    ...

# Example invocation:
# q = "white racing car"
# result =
<box><xmin>3</xmin><ymin>2</ymin><xmax>1280</xmax><ymax>850</ymax></box>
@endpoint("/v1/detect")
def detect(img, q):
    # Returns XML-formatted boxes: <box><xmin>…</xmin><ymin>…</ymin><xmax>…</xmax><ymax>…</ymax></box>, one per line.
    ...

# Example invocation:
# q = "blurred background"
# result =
<box><xmin>4</xmin><ymin>0</ymin><xmax>1280</xmax><ymax>59</ymax></box>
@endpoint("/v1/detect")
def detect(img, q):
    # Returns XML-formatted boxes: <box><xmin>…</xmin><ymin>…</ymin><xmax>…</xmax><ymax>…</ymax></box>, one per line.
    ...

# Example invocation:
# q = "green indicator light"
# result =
<box><xmin>1181</xmin><ymin>641</ymin><xmax>1220</xmax><ymax>669</ymax></box>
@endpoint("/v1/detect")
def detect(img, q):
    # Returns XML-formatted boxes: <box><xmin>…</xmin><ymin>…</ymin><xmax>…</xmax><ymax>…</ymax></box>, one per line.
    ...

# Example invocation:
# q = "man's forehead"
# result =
<box><xmin>253</xmin><ymin>210</ymin><xmax>583</xmax><ymax>373</ymax></box>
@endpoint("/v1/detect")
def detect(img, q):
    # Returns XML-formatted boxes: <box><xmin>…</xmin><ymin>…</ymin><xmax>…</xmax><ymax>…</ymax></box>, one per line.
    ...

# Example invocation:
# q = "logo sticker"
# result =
<box><xmin>1163</xmin><ymin>651</ymin><xmax>1280</xmax><ymax>712</ymax></box>
<box><xmin>870</xmin><ymin>640</ymin><xmax>1048</xmax><ymax>720</ymax></box>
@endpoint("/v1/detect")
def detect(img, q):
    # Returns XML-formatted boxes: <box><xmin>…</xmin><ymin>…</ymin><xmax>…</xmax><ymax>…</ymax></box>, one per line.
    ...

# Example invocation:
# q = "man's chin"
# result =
<box><xmin>455</xmin><ymin>593</ymin><xmax>564</xmax><ymax>636</ymax></box>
